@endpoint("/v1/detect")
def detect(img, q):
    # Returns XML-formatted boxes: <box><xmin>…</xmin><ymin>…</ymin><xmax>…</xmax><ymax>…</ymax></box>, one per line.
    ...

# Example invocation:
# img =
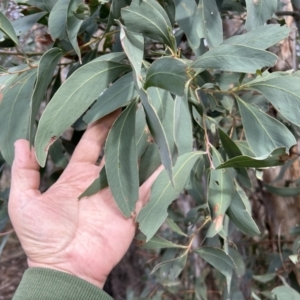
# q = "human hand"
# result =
<box><xmin>8</xmin><ymin>111</ymin><xmax>162</xmax><ymax>289</ymax></box>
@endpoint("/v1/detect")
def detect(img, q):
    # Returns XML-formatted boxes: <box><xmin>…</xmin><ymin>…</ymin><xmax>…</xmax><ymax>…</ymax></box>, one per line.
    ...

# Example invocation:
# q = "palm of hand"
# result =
<box><xmin>9</xmin><ymin>113</ymin><xmax>160</xmax><ymax>288</ymax></box>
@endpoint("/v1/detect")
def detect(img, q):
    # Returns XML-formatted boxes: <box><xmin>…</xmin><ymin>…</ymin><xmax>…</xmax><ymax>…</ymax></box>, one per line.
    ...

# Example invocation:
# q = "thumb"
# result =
<box><xmin>11</xmin><ymin>139</ymin><xmax>41</xmax><ymax>194</ymax></box>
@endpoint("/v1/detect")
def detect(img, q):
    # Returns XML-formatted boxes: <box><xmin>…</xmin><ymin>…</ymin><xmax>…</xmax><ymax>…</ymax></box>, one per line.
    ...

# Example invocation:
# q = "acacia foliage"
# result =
<box><xmin>1</xmin><ymin>0</ymin><xmax>300</xmax><ymax>298</ymax></box>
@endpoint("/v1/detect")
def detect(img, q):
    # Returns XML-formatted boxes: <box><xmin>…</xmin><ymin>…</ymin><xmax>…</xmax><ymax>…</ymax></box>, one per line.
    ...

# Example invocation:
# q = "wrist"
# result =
<box><xmin>27</xmin><ymin>259</ymin><xmax>107</xmax><ymax>288</ymax></box>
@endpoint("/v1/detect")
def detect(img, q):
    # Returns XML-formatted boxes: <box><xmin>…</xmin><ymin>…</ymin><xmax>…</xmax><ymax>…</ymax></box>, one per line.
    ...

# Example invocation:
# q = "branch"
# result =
<box><xmin>275</xmin><ymin>10</ymin><xmax>300</xmax><ymax>20</ymax></box>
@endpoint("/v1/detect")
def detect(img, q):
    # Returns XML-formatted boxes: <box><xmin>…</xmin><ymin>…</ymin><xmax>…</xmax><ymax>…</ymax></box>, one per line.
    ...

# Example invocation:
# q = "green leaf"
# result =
<box><xmin>236</xmin><ymin>96</ymin><xmax>296</xmax><ymax>157</ymax></box>
<box><xmin>11</xmin><ymin>12</ymin><xmax>48</xmax><ymax>36</ymax></box>
<box><xmin>195</xmin><ymin>246</ymin><xmax>235</xmax><ymax>292</ymax></box>
<box><xmin>79</xmin><ymin>166</ymin><xmax>108</xmax><ymax>199</ymax></box>
<box><xmin>228</xmin><ymin>248</ymin><xmax>245</xmax><ymax>277</ymax></box>
<box><xmin>67</xmin><ymin>0</ymin><xmax>84</xmax><ymax>62</ymax></box>
<box><xmin>22</xmin><ymin>0</ymin><xmax>58</xmax><ymax>12</ymax></box>
<box><xmin>122</xmin><ymin>0</ymin><xmax>176</xmax><ymax>52</ymax></box>
<box><xmin>49</xmin><ymin>0</ymin><xmax>69</xmax><ymax>40</ymax></box>
<box><xmin>219</xmin><ymin>128</ymin><xmax>251</xmax><ymax>189</ymax></box>
<box><xmin>105</xmin><ymin>100</ymin><xmax>139</xmax><ymax>217</ymax></box>
<box><xmin>136</xmin><ymin>234</ymin><xmax>186</xmax><ymax>249</ymax></box>
<box><xmin>227</xmin><ymin>184</ymin><xmax>261</xmax><ymax>236</ymax></box>
<box><xmin>166</xmin><ymin>218</ymin><xmax>188</xmax><ymax>237</ymax></box>
<box><xmin>0</xmin><ymin>70</ymin><xmax>37</xmax><ymax>165</ymax></box>
<box><xmin>137</xmin><ymin>151</ymin><xmax>204</xmax><ymax>241</ymax></box>
<box><xmin>49</xmin><ymin>138</ymin><xmax>68</xmax><ymax>168</ymax></box>
<box><xmin>145</xmin><ymin>57</ymin><xmax>189</xmax><ymax>96</ymax></box>
<box><xmin>253</xmin><ymin>273</ymin><xmax>276</xmax><ymax>283</ymax></box>
<box><xmin>223</xmin><ymin>24</ymin><xmax>291</xmax><ymax>50</ymax></box>
<box><xmin>235</xmin><ymin>141</ymin><xmax>255</xmax><ymax>157</ymax></box>
<box><xmin>160</xmin><ymin>0</ymin><xmax>175</xmax><ymax>26</ymax></box>
<box><xmin>217</xmin><ymin>148</ymin><xmax>289</xmax><ymax>169</ymax></box>
<box><xmin>0</xmin><ymin>11</ymin><xmax>19</xmax><ymax>45</ymax></box>
<box><xmin>244</xmin><ymin>73</ymin><xmax>300</xmax><ymax>127</ymax></box>
<box><xmin>191</xmin><ymin>44</ymin><xmax>277</xmax><ymax>73</ymax></box>
<box><xmin>83</xmin><ymin>72</ymin><xmax>137</xmax><ymax>124</ymax></box>
<box><xmin>174</xmin><ymin>95</ymin><xmax>193</xmax><ymax>156</ymax></box>
<box><xmin>148</xmin><ymin>87</ymin><xmax>177</xmax><ymax>161</ymax></box>
<box><xmin>151</xmin><ymin>252</ymin><xmax>188</xmax><ymax>280</ymax></box>
<box><xmin>272</xmin><ymin>286</ymin><xmax>300</xmax><ymax>299</ymax></box>
<box><xmin>135</xmin><ymin>105</ymin><xmax>148</xmax><ymax>158</ymax></box>
<box><xmin>30</xmin><ymin>48</ymin><xmax>63</xmax><ymax>143</ymax></box>
<box><xmin>140</xmin><ymin>88</ymin><xmax>173</xmax><ymax>182</ymax></box>
<box><xmin>206</xmin><ymin>146</ymin><xmax>235</xmax><ymax>238</ymax></box>
<box><xmin>106</xmin><ymin>0</ymin><xmax>131</xmax><ymax>30</ymax></box>
<box><xmin>245</xmin><ymin>0</ymin><xmax>277</xmax><ymax>31</ymax></box>
<box><xmin>196</xmin><ymin>0</ymin><xmax>223</xmax><ymax>48</ymax></box>
<box><xmin>263</xmin><ymin>183</ymin><xmax>300</xmax><ymax>197</ymax></box>
<box><xmin>35</xmin><ymin>59</ymin><xmax>130</xmax><ymax>167</ymax></box>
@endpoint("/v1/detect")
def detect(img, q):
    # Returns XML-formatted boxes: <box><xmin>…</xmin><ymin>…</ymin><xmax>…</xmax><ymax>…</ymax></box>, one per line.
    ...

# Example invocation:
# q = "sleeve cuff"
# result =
<box><xmin>13</xmin><ymin>268</ymin><xmax>113</xmax><ymax>300</ymax></box>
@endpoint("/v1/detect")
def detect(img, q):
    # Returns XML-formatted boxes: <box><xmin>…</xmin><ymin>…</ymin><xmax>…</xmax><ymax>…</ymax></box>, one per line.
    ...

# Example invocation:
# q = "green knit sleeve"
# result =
<box><xmin>13</xmin><ymin>268</ymin><xmax>113</xmax><ymax>300</ymax></box>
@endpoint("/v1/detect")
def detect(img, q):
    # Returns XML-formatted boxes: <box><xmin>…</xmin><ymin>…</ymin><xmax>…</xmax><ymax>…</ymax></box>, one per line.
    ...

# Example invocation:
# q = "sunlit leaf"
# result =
<box><xmin>106</xmin><ymin>100</ymin><xmax>139</xmax><ymax>217</ymax></box>
<box><xmin>137</xmin><ymin>151</ymin><xmax>204</xmax><ymax>241</ymax></box>
<box><xmin>236</xmin><ymin>95</ymin><xmax>296</xmax><ymax>157</ymax></box>
<box><xmin>35</xmin><ymin>58</ymin><xmax>130</xmax><ymax>167</ymax></box>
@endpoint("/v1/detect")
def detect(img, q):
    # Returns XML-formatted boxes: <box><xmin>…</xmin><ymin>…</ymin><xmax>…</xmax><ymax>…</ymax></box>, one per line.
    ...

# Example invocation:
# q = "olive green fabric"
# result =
<box><xmin>13</xmin><ymin>268</ymin><xmax>113</xmax><ymax>300</ymax></box>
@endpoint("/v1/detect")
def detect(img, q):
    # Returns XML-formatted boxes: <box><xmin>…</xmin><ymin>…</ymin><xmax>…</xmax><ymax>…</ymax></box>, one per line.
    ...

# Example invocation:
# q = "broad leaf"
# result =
<box><xmin>224</xmin><ymin>24</ymin><xmax>291</xmax><ymax>50</ymax></box>
<box><xmin>0</xmin><ymin>11</ymin><xmax>19</xmax><ymax>45</ymax></box>
<box><xmin>105</xmin><ymin>100</ymin><xmax>139</xmax><ymax>217</ymax></box>
<box><xmin>253</xmin><ymin>273</ymin><xmax>276</xmax><ymax>283</ymax></box>
<box><xmin>174</xmin><ymin>95</ymin><xmax>193</xmax><ymax>156</ymax></box>
<box><xmin>49</xmin><ymin>138</ymin><xmax>68</xmax><ymax>168</ymax></box>
<box><xmin>244</xmin><ymin>73</ymin><xmax>300</xmax><ymax>127</ymax></box>
<box><xmin>272</xmin><ymin>286</ymin><xmax>300</xmax><ymax>299</ymax></box>
<box><xmin>245</xmin><ymin>0</ymin><xmax>277</xmax><ymax>31</ymax></box>
<box><xmin>83</xmin><ymin>72</ymin><xmax>137</xmax><ymax>124</ymax></box>
<box><xmin>0</xmin><ymin>70</ymin><xmax>37</xmax><ymax>165</ymax></box>
<box><xmin>49</xmin><ymin>0</ymin><xmax>69</xmax><ymax>40</ymax></box>
<box><xmin>35</xmin><ymin>59</ymin><xmax>130</xmax><ymax>166</ymax></box>
<box><xmin>263</xmin><ymin>183</ymin><xmax>300</xmax><ymax>197</ymax></box>
<box><xmin>122</xmin><ymin>0</ymin><xmax>176</xmax><ymax>52</ymax></box>
<box><xmin>217</xmin><ymin>148</ymin><xmax>289</xmax><ymax>169</ymax></box>
<box><xmin>219</xmin><ymin>128</ymin><xmax>251</xmax><ymax>189</ymax></box>
<box><xmin>151</xmin><ymin>252</ymin><xmax>188</xmax><ymax>280</ymax></box>
<box><xmin>227</xmin><ymin>185</ymin><xmax>260</xmax><ymax>236</ymax></box>
<box><xmin>145</xmin><ymin>57</ymin><xmax>189</xmax><ymax>96</ymax></box>
<box><xmin>136</xmin><ymin>234</ymin><xmax>186</xmax><ymax>249</ymax></box>
<box><xmin>191</xmin><ymin>45</ymin><xmax>277</xmax><ymax>73</ymax></box>
<box><xmin>22</xmin><ymin>0</ymin><xmax>58</xmax><ymax>12</ymax></box>
<box><xmin>236</xmin><ymin>96</ymin><xmax>296</xmax><ymax>157</ymax></box>
<box><xmin>30</xmin><ymin>48</ymin><xmax>63</xmax><ymax>143</ymax></box>
<box><xmin>67</xmin><ymin>0</ymin><xmax>83</xmax><ymax>62</ymax></box>
<box><xmin>137</xmin><ymin>151</ymin><xmax>204</xmax><ymax>241</ymax></box>
<box><xmin>195</xmin><ymin>247</ymin><xmax>235</xmax><ymax>292</ymax></box>
<box><xmin>135</xmin><ymin>105</ymin><xmax>148</xmax><ymax>158</ymax></box>
<box><xmin>161</xmin><ymin>0</ymin><xmax>175</xmax><ymax>26</ymax></box>
<box><xmin>166</xmin><ymin>218</ymin><xmax>188</xmax><ymax>237</ymax></box>
<box><xmin>206</xmin><ymin>146</ymin><xmax>235</xmax><ymax>238</ymax></box>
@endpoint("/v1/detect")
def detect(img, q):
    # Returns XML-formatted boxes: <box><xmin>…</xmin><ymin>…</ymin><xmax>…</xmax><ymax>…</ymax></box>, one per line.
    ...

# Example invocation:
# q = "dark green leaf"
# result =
<box><xmin>0</xmin><ymin>70</ymin><xmax>37</xmax><ymax>165</ymax></box>
<box><xmin>236</xmin><ymin>95</ymin><xmax>296</xmax><ymax>157</ymax></box>
<box><xmin>244</xmin><ymin>73</ymin><xmax>300</xmax><ymax>127</ymax></box>
<box><xmin>83</xmin><ymin>72</ymin><xmax>138</xmax><ymax>124</ymax></box>
<box><xmin>135</xmin><ymin>105</ymin><xmax>148</xmax><ymax>158</ymax></box>
<box><xmin>49</xmin><ymin>0</ymin><xmax>69</xmax><ymax>40</ymax></box>
<box><xmin>219</xmin><ymin>128</ymin><xmax>251</xmax><ymax>189</ymax></box>
<box><xmin>67</xmin><ymin>0</ymin><xmax>83</xmax><ymax>62</ymax></box>
<box><xmin>191</xmin><ymin>44</ymin><xmax>277</xmax><ymax>73</ymax></box>
<box><xmin>195</xmin><ymin>246</ymin><xmax>235</xmax><ymax>292</ymax></box>
<box><xmin>206</xmin><ymin>146</ymin><xmax>235</xmax><ymax>238</ymax></box>
<box><xmin>145</xmin><ymin>57</ymin><xmax>189</xmax><ymax>96</ymax></box>
<box><xmin>79</xmin><ymin>166</ymin><xmax>108</xmax><ymax>199</ymax></box>
<box><xmin>160</xmin><ymin>0</ymin><xmax>175</xmax><ymax>26</ymax></box>
<box><xmin>227</xmin><ymin>184</ymin><xmax>260</xmax><ymax>236</ymax></box>
<box><xmin>245</xmin><ymin>0</ymin><xmax>277</xmax><ymax>31</ymax></box>
<box><xmin>137</xmin><ymin>234</ymin><xmax>186</xmax><ymax>249</ymax></box>
<box><xmin>263</xmin><ymin>183</ymin><xmax>300</xmax><ymax>197</ymax></box>
<box><xmin>105</xmin><ymin>100</ymin><xmax>139</xmax><ymax>217</ymax></box>
<box><xmin>166</xmin><ymin>218</ymin><xmax>188</xmax><ymax>237</ymax></box>
<box><xmin>174</xmin><ymin>95</ymin><xmax>193</xmax><ymax>156</ymax></box>
<box><xmin>122</xmin><ymin>0</ymin><xmax>176</xmax><ymax>52</ymax></box>
<box><xmin>0</xmin><ymin>11</ymin><xmax>19</xmax><ymax>45</ymax></box>
<box><xmin>137</xmin><ymin>151</ymin><xmax>204</xmax><ymax>241</ymax></box>
<box><xmin>23</xmin><ymin>0</ymin><xmax>58</xmax><ymax>12</ymax></box>
<box><xmin>30</xmin><ymin>48</ymin><xmax>63</xmax><ymax>143</ymax></box>
<box><xmin>223</xmin><ymin>24</ymin><xmax>291</xmax><ymax>50</ymax></box>
<box><xmin>49</xmin><ymin>138</ymin><xmax>68</xmax><ymax>168</ymax></box>
<box><xmin>11</xmin><ymin>12</ymin><xmax>47</xmax><ymax>36</ymax></box>
<box><xmin>35</xmin><ymin>58</ymin><xmax>130</xmax><ymax>166</ymax></box>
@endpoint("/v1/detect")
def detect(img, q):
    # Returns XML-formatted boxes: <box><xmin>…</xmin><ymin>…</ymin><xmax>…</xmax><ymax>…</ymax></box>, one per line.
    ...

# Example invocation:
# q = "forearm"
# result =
<box><xmin>13</xmin><ymin>268</ymin><xmax>113</xmax><ymax>300</ymax></box>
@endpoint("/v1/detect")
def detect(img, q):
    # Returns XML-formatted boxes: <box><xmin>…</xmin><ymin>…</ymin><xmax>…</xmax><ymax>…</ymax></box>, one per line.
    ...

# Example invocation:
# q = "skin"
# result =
<box><xmin>8</xmin><ymin>111</ymin><xmax>162</xmax><ymax>289</ymax></box>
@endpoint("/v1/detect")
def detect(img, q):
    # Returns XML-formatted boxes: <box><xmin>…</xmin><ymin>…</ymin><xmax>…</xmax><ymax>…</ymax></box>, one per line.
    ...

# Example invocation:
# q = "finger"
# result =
<box><xmin>70</xmin><ymin>110</ymin><xmax>120</xmax><ymax>165</ymax></box>
<box><xmin>11</xmin><ymin>139</ymin><xmax>40</xmax><ymax>194</ymax></box>
<box><xmin>136</xmin><ymin>165</ymin><xmax>164</xmax><ymax>213</ymax></box>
